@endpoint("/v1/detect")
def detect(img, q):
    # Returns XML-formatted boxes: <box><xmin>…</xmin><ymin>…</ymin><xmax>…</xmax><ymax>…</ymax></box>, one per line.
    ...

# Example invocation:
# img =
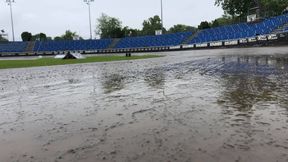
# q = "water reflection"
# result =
<box><xmin>219</xmin><ymin>56</ymin><xmax>288</xmax><ymax>76</ymax></box>
<box><xmin>144</xmin><ymin>68</ymin><xmax>166</xmax><ymax>89</ymax></box>
<box><xmin>2</xmin><ymin>49</ymin><xmax>288</xmax><ymax>161</ymax></box>
<box><xmin>102</xmin><ymin>73</ymin><xmax>126</xmax><ymax>94</ymax></box>
<box><xmin>215</xmin><ymin>55</ymin><xmax>288</xmax><ymax>151</ymax></box>
<box><xmin>218</xmin><ymin>55</ymin><xmax>288</xmax><ymax>111</ymax></box>
<box><xmin>218</xmin><ymin>75</ymin><xmax>278</xmax><ymax>111</ymax></box>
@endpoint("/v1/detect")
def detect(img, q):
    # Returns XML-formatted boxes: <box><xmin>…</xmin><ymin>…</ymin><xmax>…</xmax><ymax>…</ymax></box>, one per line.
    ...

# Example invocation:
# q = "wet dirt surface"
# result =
<box><xmin>1</xmin><ymin>47</ymin><xmax>288</xmax><ymax>162</ymax></box>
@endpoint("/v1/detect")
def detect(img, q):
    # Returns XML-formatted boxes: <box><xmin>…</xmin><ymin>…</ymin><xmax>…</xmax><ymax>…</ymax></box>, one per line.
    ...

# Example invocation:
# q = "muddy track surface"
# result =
<box><xmin>1</xmin><ymin>47</ymin><xmax>288</xmax><ymax>162</ymax></box>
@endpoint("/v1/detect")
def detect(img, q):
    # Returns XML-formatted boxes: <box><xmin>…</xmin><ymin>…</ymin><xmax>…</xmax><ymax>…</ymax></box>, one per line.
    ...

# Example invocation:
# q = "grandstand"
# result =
<box><xmin>0</xmin><ymin>13</ymin><xmax>288</xmax><ymax>55</ymax></box>
<box><xmin>189</xmin><ymin>14</ymin><xmax>288</xmax><ymax>44</ymax></box>
<box><xmin>115</xmin><ymin>32</ymin><xmax>192</xmax><ymax>49</ymax></box>
<box><xmin>0</xmin><ymin>42</ymin><xmax>27</xmax><ymax>53</ymax></box>
<box><xmin>33</xmin><ymin>39</ymin><xmax>112</xmax><ymax>52</ymax></box>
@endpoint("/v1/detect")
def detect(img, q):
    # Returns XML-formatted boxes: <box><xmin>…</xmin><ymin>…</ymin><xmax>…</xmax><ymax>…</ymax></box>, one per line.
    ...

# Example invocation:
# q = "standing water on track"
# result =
<box><xmin>0</xmin><ymin>47</ymin><xmax>288</xmax><ymax>162</ymax></box>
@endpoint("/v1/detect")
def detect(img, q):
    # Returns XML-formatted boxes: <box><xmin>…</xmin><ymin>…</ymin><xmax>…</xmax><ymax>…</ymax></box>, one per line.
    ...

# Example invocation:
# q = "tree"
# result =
<box><xmin>211</xmin><ymin>20</ymin><xmax>220</xmax><ymax>28</ymax></box>
<box><xmin>0</xmin><ymin>35</ymin><xmax>8</xmax><ymax>42</ymax></box>
<box><xmin>54</xmin><ymin>30</ymin><xmax>80</xmax><ymax>40</ymax></box>
<box><xmin>168</xmin><ymin>24</ymin><xmax>197</xmax><ymax>33</ymax></box>
<box><xmin>110</xmin><ymin>27</ymin><xmax>124</xmax><ymax>38</ymax></box>
<box><xmin>196</xmin><ymin>15</ymin><xmax>237</xmax><ymax>30</ymax></box>
<box><xmin>215</xmin><ymin>0</ymin><xmax>251</xmax><ymax>17</ymax></box>
<box><xmin>121</xmin><ymin>26</ymin><xmax>141</xmax><ymax>37</ymax></box>
<box><xmin>96</xmin><ymin>13</ymin><xmax>123</xmax><ymax>38</ymax></box>
<box><xmin>198</xmin><ymin>21</ymin><xmax>211</xmax><ymax>30</ymax></box>
<box><xmin>261</xmin><ymin>0</ymin><xmax>288</xmax><ymax>16</ymax></box>
<box><xmin>215</xmin><ymin>0</ymin><xmax>288</xmax><ymax>18</ymax></box>
<box><xmin>39</xmin><ymin>33</ymin><xmax>47</xmax><ymax>41</ymax></box>
<box><xmin>142</xmin><ymin>15</ymin><xmax>165</xmax><ymax>36</ymax></box>
<box><xmin>32</xmin><ymin>33</ymin><xmax>47</xmax><ymax>41</ymax></box>
<box><xmin>61</xmin><ymin>30</ymin><xmax>78</xmax><ymax>40</ymax></box>
<box><xmin>214</xmin><ymin>14</ymin><xmax>235</xmax><ymax>26</ymax></box>
<box><xmin>21</xmin><ymin>32</ymin><xmax>32</xmax><ymax>41</ymax></box>
<box><xmin>54</xmin><ymin>36</ymin><xmax>63</xmax><ymax>41</ymax></box>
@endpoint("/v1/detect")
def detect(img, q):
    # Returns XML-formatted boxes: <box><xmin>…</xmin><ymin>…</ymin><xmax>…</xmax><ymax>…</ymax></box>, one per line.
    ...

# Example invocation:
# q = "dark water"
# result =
<box><xmin>0</xmin><ymin>47</ymin><xmax>288</xmax><ymax>162</ymax></box>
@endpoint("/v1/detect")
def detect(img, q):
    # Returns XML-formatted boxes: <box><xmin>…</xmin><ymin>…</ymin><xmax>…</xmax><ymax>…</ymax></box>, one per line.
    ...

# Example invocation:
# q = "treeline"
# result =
<box><xmin>215</xmin><ymin>0</ymin><xmax>288</xmax><ymax>20</ymax></box>
<box><xmin>197</xmin><ymin>0</ymin><xmax>288</xmax><ymax>30</ymax></box>
<box><xmin>15</xmin><ymin>0</ymin><xmax>288</xmax><ymax>41</ymax></box>
<box><xmin>20</xmin><ymin>14</ymin><xmax>198</xmax><ymax>41</ymax></box>
<box><xmin>198</xmin><ymin>15</ymin><xmax>243</xmax><ymax>30</ymax></box>
<box><xmin>93</xmin><ymin>0</ymin><xmax>288</xmax><ymax>38</ymax></box>
<box><xmin>95</xmin><ymin>13</ymin><xmax>197</xmax><ymax>39</ymax></box>
<box><xmin>96</xmin><ymin>13</ymin><xmax>255</xmax><ymax>38</ymax></box>
<box><xmin>19</xmin><ymin>14</ymin><xmax>236</xmax><ymax>41</ymax></box>
<box><xmin>21</xmin><ymin>32</ymin><xmax>50</xmax><ymax>41</ymax></box>
<box><xmin>0</xmin><ymin>35</ymin><xmax>8</xmax><ymax>42</ymax></box>
<box><xmin>20</xmin><ymin>30</ymin><xmax>83</xmax><ymax>42</ymax></box>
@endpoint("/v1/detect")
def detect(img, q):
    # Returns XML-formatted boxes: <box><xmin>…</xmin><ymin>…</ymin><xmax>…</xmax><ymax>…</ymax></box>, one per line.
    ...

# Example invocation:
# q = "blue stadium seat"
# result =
<box><xmin>33</xmin><ymin>39</ymin><xmax>113</xmax><ymax>52</ymax></box>
<box><xmin>189</xmin><ymin>13</ymin><xmax>288</xmax><ymax>44</ymax></box>
<box><xmin>1</xmin><ymin>13</ymin><xmax>288</xmax><ymax>54</ymax></box>
<box><xmin>115</xmin><ymin>32</ymin><xmax>192</xmax><ymax>49</ymax></box>
<box><xmin>0</xmin><ymin>42</ymin><xmax>27</xmax><ymax>53</ymax></box>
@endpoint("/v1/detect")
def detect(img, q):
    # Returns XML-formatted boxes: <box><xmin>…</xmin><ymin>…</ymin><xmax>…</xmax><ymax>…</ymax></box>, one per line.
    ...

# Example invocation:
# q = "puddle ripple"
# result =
<box><xmin>0</xmin><ymin>47</ymin><xmax>288</xmax><ymax>162</ymax></box>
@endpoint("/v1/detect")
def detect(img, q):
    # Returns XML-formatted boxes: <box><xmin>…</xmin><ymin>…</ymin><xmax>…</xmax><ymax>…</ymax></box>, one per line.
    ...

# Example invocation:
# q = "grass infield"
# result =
<box><xmin>0</xmin><ymin>55</ymin><xmax>162</xmax><ymax>70</ymax></box>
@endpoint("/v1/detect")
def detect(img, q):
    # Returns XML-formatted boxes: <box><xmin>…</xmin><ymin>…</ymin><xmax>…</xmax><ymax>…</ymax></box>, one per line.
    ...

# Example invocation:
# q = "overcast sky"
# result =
<box><xmin>0</xmin><ymin>0</ymin><xmax>223</xmax><ymax>41</ymax></box>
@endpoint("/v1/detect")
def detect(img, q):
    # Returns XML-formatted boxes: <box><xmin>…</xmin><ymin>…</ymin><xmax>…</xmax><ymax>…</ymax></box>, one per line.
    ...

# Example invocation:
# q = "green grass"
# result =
<box><xmin>0</xmin><ymin>55</ymin><xmax>162</xmax><ymax>70</ymax></box>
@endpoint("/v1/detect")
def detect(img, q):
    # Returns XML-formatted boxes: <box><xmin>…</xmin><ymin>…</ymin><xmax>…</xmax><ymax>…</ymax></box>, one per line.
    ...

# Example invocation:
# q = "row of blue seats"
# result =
<box><xmin>0</xmin><ymin>42</ymin><xmax>27</xmax><ymax>53</ymax></box>
<box><xmin>189</xmin><ymin>14</ymin><xmax>288</xmax><ymax>44</ymax></box>
<box><xmin>34</xmin><ymin>39</ymin><xmax>112</xmax><ymax>52</ymax></box>
<box><xmin>115</xmin><ymin>32</ymin><xmax>192</xmax><ymax>49</ymax></box>
<box><xmin>1</xmin><ymin>14</ymin><xmax>288</xmax><ymax>53</ymax></box>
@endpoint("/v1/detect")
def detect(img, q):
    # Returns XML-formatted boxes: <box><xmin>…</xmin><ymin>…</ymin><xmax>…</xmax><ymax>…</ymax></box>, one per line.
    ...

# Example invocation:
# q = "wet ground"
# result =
<box><xmin>1</xmin><ymin>47</ymin><xmax>288</xmax><ymax>162</ymax></box>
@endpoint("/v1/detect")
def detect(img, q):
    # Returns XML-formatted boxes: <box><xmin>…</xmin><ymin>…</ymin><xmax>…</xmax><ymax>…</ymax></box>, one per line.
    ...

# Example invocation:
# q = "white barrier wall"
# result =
<box><xmin>257</xmin><ymin>35</ymin><xmax>267</xmax><ymax>41</ymax></box>
<box><xmin>196</xmin><ymin>43</ymin><xmax>208</xmax><ymax>47</ymax></box>
<box><xmin>224</xmin><ymin>40</ymin><xmax>238</xmax><ymax>46</ymax></box>
<box><xmin>239</xmin><ymin>39</ymin><xmax>248</xmax><ymax>43</ymax></box>
<box><xmin>268</xmin><ymin>34</ymin><xmax>278</xmax><ymax>40</ymax></box>
<box><xmin>182</xmin><ymin>44</ymin><xmax>194</xmax><ymax>49</ymax></box>
<box><xmin>170</xmin><ymin>46</ymin><xmax>181</xmax><ymax>49</ymax></box>
<box><xmin>210</xmin><ymin>42</ymin><xmax>222</xmax><ymax>47</ymax></box>
<box><xmin>248</xmin><ymin>37</ymin><xmax>257</xmax><ymax>42</ymax></box>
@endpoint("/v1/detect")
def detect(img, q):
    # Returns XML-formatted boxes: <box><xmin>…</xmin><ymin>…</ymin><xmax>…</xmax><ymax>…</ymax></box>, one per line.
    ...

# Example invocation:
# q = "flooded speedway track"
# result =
<box><xmin>1</xmin><ymin>47</ymin><xmax>288</xmax><ymax>162</ymax></box>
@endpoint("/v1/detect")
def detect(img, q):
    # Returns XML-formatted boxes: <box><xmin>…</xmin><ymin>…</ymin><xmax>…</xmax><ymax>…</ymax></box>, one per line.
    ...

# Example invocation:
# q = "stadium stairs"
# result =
<box><xmin>114</xmin><ymin>32</ymin><xmax>192</xmax><ymax>49</ymax></box>
<box><xmin>25</xmin><ymin>41</ymin><xmax>36</xmax><ymax>53</ymax></box>
<box><xmin>272</xmin><ymin>22</ymin><xmax>288</xmax><ymax>34</ymax></box>
<box><xmin>107</xmin><ymin>38</ymin><xmax>121</xmax><ymax>49</ymax></box>
<box><xmin>181</xmin><ymin>30</ymin><xmax>200</xmax><ymax>45</ymax></box>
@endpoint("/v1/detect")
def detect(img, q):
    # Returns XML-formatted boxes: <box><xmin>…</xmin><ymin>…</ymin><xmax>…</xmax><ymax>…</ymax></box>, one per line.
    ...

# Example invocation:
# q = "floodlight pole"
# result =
<box><xmin>84</xmin><ymin>0</ymin><xmax>93</xmax><ymax>39</ymax></box>
<box><xmin>6</xmin><ymin>0</ymin><xmax>15</xmax><ymax>42</ymax></box>
<box><xmin>88</xmin><ymin>2</ymin><xmax>92</xmax><ymax>39</ymax></box>
<box><xmin>161</xmin><ymin>0</ymin><xmax>164</xmax><ymax>31</ymax></box>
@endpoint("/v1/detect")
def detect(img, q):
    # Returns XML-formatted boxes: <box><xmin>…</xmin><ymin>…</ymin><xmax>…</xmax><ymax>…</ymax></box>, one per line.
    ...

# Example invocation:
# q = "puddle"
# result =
<box><xmin>0</xmin><ymin>47</ymin><xmax>288</xmax><ymax>162</ymax></box>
